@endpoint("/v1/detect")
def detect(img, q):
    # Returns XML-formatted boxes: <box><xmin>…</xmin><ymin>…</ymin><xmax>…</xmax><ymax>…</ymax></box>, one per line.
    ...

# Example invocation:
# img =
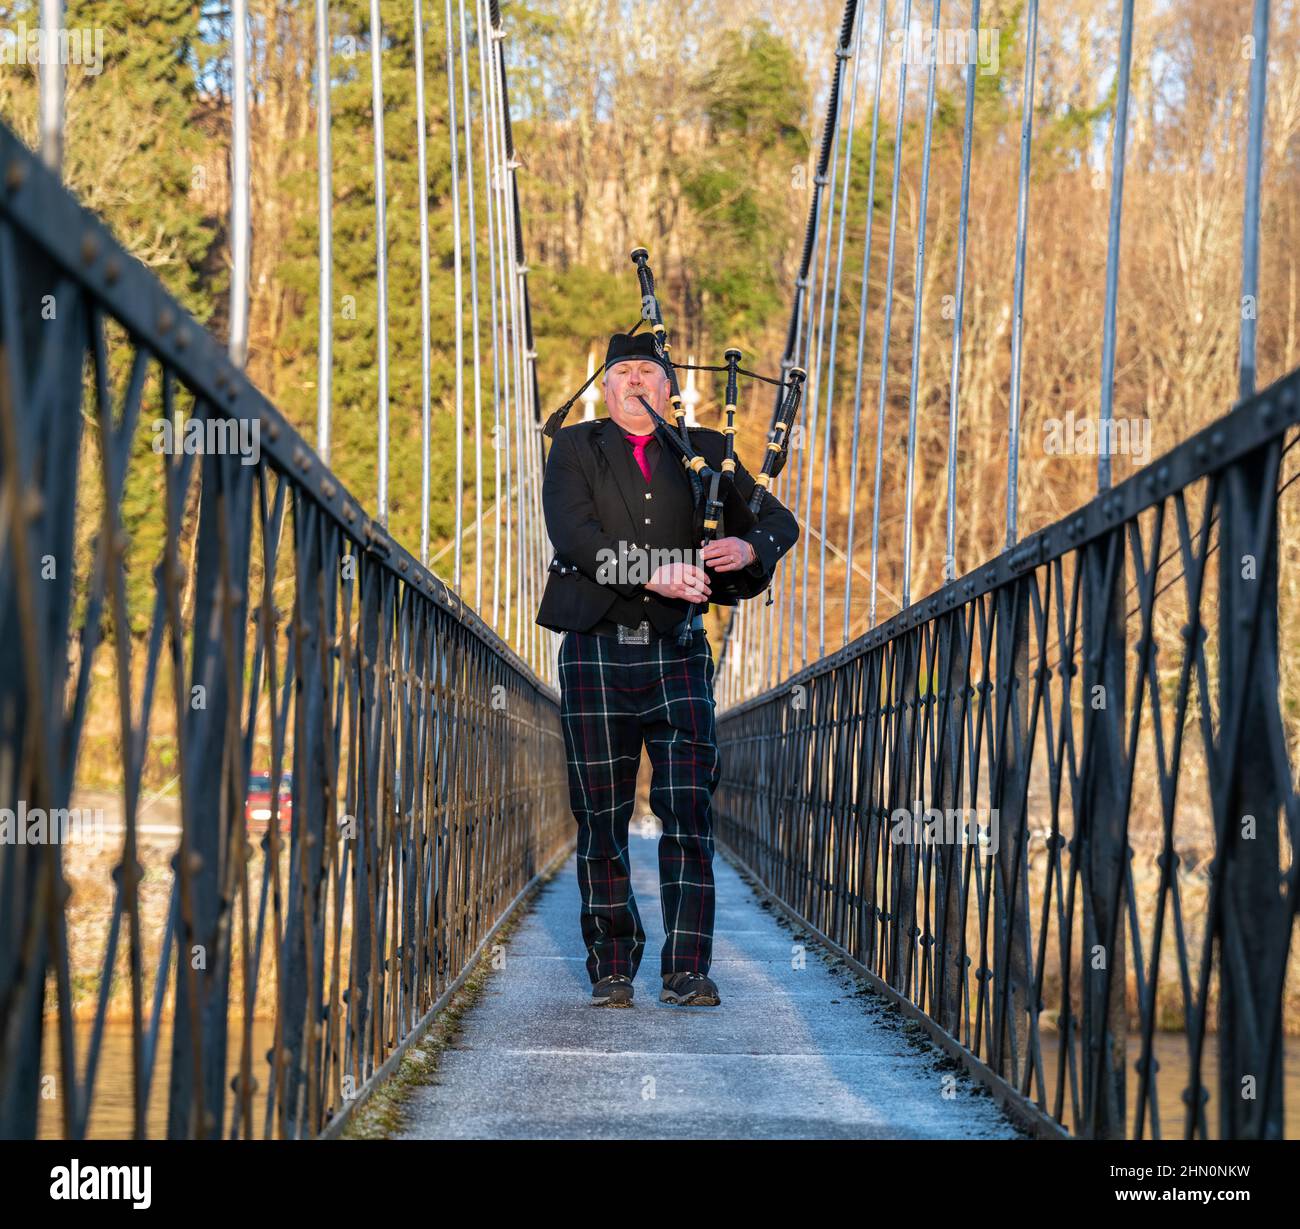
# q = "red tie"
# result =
<box><xmin>624</xmin><ymin>431</ymin><xmax>653</xmax><ymax>483</ymax></box>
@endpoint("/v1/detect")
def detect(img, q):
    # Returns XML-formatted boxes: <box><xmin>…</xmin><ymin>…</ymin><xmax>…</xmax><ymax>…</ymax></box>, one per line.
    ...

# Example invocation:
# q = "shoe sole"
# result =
<box><xmin>590</xmin><ymin>992</ymin><xmax>634</xmax><ymax>1007</ymax></box>
<box><xmin>659</xmin><ymin>989</ymin><xmax>721</xmax><ymax>1006</ymax></box>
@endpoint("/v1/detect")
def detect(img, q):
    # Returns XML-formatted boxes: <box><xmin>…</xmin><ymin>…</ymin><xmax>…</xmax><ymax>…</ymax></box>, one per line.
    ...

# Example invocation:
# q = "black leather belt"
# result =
<box><xmin>586</xmin><ymin>613</ymin><xmax>704</xmax><ymax>641</ymax></box>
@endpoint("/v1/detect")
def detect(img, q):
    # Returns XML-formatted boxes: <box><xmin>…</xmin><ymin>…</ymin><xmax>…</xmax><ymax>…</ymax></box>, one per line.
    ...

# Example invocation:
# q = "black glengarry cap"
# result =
<box><xmin>604</xmin><ymin>331</ymin><xmax>674</xmax><ymax>380</ymax></box>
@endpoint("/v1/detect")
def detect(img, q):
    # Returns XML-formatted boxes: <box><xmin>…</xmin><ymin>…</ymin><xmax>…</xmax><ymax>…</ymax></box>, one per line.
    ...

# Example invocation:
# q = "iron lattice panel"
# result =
<box><xmin>0</xmin><ymin>125</ymin><xmax>570</xmax><ymax>1139</ymax></box>
<box><xmin>717</xmin><ymin>369</ymin><xmax>1300</xmax><ymax>1140</ymax></box>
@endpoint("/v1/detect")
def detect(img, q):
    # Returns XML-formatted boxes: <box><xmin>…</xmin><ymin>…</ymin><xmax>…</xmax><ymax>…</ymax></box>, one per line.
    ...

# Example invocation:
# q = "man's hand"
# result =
<box><xmin>645</xmin><ymin>562</ymin><xmax>712</xmax><ymax>603</ymax></box>
<box><xmin>698</xmin><ymin>536</ymin><xmax>757</xmax><ymax>573</ymax></box>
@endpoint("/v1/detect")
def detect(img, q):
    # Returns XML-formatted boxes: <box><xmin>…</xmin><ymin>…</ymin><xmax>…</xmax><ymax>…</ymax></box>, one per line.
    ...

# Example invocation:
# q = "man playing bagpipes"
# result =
<box><xmin>537</xmin><ymin>294</ymin><xmax>801</xmax><ymax>1009</ymax></box>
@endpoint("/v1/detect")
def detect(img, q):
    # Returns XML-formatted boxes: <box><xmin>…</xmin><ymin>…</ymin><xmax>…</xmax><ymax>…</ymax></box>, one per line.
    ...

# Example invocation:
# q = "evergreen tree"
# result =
<box><xmin>277</xmin><ymin>0</ymin><xmax>505</xmax><ymax>574</ymax></box>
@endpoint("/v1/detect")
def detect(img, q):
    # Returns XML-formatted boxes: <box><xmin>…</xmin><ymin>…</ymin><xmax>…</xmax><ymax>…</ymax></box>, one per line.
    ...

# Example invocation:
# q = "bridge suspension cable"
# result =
<box><xmin>721</xmin><ymin>0</ymin><xmax>1056</xmax><ymax>703</ymax></box>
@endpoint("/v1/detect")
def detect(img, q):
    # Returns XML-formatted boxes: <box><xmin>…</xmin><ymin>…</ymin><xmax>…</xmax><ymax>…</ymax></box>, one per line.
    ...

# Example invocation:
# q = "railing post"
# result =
<box><xmin>933</xmin><ymin>607</ymin><xmax>970</xmax><ymax>1035</ymax></box>
<box><xmin>1079</xmin><ymin>530</ymin><xmax>1128</xmax><ymax>1138</ymax></box>
<box><xmin>1215</xmin><ymin>445</ymin><xmax>1285</xmax><ymax>1139</ymax></box>
<box><xmin>276</xmin><ymin>499</ymin><xmax>333</xmax><ymax>1136</ymax></box>
<box><xmin>888</xmin><ymin>630</ymin><xmax>921</xmax><ymax>995</ymax></box>
<box><xmin>344</xmin><ymin>546</ymin><xmax>382</xmax><ymax>1109</ymax></box>
<box><xmin>827</xmin><ymin>657</ymin><xmax>861</xmax><ymax>947</ymax></box>
<box><xmin>991</xmin><ymin>579</ymin><xmax>1031</xmax><ymax>1088</ymax></box>
<box><xmin>169</xmin><ymin>448</ymin><xmax>254</xmax><ymax>1139</ymax></box>
<box><xmin>857</xmin><ymin>648</ymin><xmax>886</xmax><ymax>967</ymax></box>
<box><xmin>0</xmin><ymin>230</ymin><xmax>85</xmax><ymax>1139</ymax></box>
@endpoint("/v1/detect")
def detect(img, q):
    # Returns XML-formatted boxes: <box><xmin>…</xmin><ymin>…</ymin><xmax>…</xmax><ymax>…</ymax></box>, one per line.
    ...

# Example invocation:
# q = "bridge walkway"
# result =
<box><xmin>393</xmin><ymin>828</ymin><xmax>1025</xmax><ymax>1140</ymax></box>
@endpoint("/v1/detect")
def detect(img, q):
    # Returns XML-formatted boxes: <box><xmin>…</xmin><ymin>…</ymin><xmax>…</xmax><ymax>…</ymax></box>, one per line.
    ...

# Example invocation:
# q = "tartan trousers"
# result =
<box><xmin>557</xmin><ymin>627</ymin><xmax>722</xmax><ymax>985</ymax></box>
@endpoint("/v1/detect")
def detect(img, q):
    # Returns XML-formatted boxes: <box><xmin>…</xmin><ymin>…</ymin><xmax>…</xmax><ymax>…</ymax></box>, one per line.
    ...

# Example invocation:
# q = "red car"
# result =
<box><xmin>245</xmin><ymin>771</ymin><xmax>293</xmax><ymax>833</ymax></box>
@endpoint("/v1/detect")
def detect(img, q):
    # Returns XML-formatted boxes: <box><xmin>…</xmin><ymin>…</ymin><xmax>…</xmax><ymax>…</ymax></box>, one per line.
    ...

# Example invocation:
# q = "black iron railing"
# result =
<box><xmin>0</xmin><ymin>123</ymin><xmax>570</xmax><ymax>1140</ymax></box>
<box><xmin>716</xmin><ymin>369</ymin><xmax>1300</xmax><ymax>1140</ymax></box>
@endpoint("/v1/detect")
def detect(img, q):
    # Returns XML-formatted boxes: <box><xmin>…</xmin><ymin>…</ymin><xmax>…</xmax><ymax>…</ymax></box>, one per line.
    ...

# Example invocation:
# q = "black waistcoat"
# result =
<box><xmin>600</xmin><ymin>426</ymin><xmax>701</xmax><ymax>627</ymax></box>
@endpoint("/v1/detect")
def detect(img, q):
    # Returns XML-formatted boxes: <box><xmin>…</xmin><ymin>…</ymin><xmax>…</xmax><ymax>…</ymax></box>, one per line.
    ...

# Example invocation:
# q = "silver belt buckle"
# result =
<box><xmin>617</xmin><ymin>619</ymin><xmax>651</xmax><ymax>645</ymax></box>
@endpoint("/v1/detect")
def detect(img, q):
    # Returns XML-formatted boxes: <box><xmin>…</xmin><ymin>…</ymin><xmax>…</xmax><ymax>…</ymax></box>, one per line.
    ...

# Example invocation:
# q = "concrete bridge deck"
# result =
<box><xmin>393</xmin><ymin>832</ymin><xmax>1026</xmax><ymax>1141</ymax></box>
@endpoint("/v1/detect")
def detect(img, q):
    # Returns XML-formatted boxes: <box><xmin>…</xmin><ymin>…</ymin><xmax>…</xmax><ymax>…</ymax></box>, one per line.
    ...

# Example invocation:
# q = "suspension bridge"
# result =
<box><xmin>0</xmin><ymin>0</ymin><xmax>1297</xmax><ymax>1144</ymax></box>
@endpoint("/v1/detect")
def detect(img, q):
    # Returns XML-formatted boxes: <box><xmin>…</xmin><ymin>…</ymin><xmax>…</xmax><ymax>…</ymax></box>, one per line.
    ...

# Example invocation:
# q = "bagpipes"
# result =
<box><xmin>542</xmin><ymin>247</ymin><xmax>807</xmax><ymax>640</ymax></box>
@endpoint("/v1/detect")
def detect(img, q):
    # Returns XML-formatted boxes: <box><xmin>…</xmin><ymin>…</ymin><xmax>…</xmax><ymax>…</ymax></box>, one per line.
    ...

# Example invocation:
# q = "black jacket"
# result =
<box><xmin>536</xmin><ymin>416</ymin><xmax>800</xmax><ymax>635</ymax></box>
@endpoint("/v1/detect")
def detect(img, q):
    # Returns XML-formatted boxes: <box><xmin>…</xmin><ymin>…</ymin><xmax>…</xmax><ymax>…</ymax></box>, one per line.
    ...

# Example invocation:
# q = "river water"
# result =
<box><xmin>37</xmin><ymin>1018</ymin><xmax>278</xmax><ymax>1139</ymax></box>
<box><xmin>1035</xmin><ymin>1032</ymin><xmax>1300</xmax><ymax>1139</ymax></box>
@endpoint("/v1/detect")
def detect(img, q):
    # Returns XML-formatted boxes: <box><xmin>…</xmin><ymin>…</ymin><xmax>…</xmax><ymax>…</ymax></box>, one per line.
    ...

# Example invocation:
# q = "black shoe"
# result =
<box><xmin>591</xmin><ymin>974</ymin><xmax>634</xmax><ymax>1007</ymax></box>
<box><xmin>660</xmin><ymin>971</ymin><xmax>720</xmax><ymax>1006</ymax></box>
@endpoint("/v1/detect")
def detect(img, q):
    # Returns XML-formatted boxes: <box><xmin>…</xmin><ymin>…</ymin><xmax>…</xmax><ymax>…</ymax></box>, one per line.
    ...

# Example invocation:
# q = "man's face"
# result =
<box><xmin>602</xmin><ymin>358</ymin><xmax>670</xmax><ymax>431</ymax></box>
